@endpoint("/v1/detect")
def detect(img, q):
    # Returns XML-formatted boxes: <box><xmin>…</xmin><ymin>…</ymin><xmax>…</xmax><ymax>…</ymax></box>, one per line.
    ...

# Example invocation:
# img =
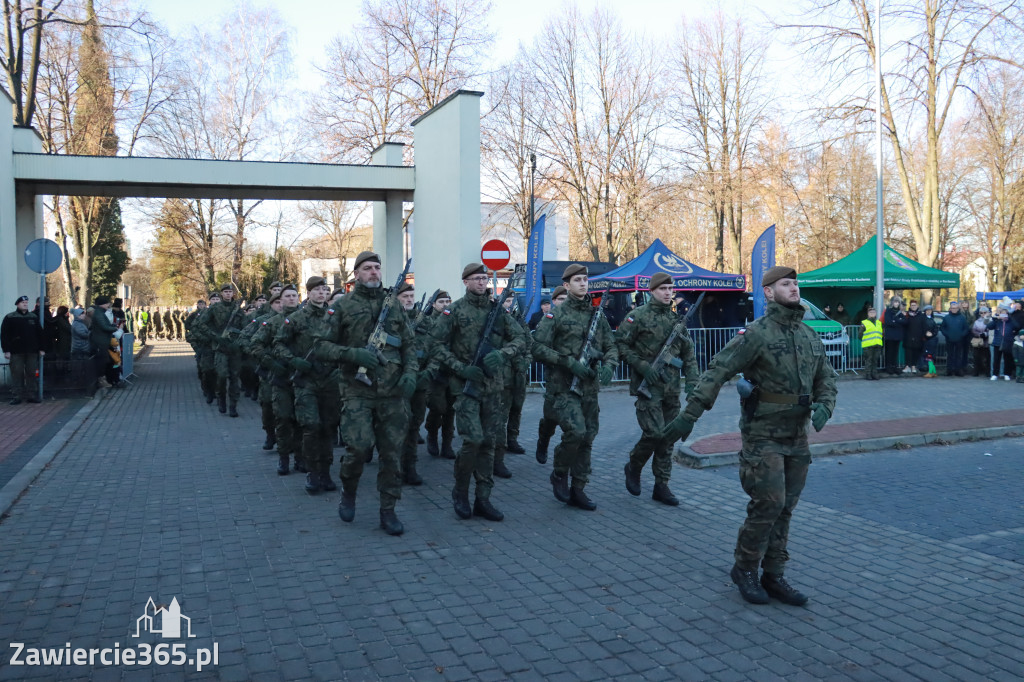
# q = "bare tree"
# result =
<box><xmin>298</xmin><ymin>201</ymin><xmax>370</xmax><ymax>282</ymax></box>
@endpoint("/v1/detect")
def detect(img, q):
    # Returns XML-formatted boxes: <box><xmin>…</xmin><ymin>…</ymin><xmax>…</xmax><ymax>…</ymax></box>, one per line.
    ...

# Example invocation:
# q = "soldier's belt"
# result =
<box><xmin>759</xmin><ymin>391</ymin><xmax>811</xmax><ymax>406</ymax></box>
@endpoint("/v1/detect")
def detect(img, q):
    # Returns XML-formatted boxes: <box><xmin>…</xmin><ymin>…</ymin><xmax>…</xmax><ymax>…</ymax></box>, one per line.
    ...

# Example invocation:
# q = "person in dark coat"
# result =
<box><xmin>987</xmin><ymin>307</ymin><xmax>1015</xmax><ymax>380</ymax></box>
<box><xmin>902</xmin><ymin>301</ymin><xmax>926</xmax><ymax>373</ymax></box>
<box><xmin>53</xmin><ymin>305</ymin><xmax>73</xmax><ymax>359</ymax></box>
<box><xmin>70</xmin><ymin>307</ymin><xmax>91</xmax><ymax>359</ymax></box>
<box><xmin>938</xmin><ymin>301</ymin><xmax>969</xmax><ymax>376</ymax></box>
<box><xmin>89</xmin><ymin>296</ymin><xmax>121</xmax><ymax>388</ymax></box>
<box><xmin>527</xmin><ymin>296</ymin><xmax>552</xmax><ymax>331</ymax></box>
<box><xmin>882</xmin><ymin>297</ymin><xmax>907</xmax><ymax>375</ymax></box>
<box><xmin>2</xmin><ymin>295</ymin><xmax>45</xmax><ymax>403</ymax></box>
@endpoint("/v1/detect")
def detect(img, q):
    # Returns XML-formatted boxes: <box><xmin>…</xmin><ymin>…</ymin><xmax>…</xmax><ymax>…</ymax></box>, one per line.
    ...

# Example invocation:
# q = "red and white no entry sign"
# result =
<box><xmin>480</xmin><ymin>239</ymin><xmax>511</xmax><ymax>271</ymax></box>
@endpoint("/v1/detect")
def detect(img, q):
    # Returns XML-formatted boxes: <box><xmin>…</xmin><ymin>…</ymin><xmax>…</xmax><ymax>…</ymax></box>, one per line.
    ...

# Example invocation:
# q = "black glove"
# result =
<box><xmin>343</xmin><ymin>347</ymin><xmax>380</xmax><ymax>369</ymax></box>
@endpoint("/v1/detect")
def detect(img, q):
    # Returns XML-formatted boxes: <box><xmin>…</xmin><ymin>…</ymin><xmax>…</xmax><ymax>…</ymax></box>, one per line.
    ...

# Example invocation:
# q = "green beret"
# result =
<box><xmin>306</xmin><ymin>276</ymin><xmax>327</xmax><ymax>290</ymax></box>
<box><xmin>269</xmin><ymin>281</ymin><xmax>283</xmax><ymax>290</ymax></box>
<box><xmin>354</xmin><ymin>251</ymin><xmax>381</xmax><ymax>269</ymax></box>
<box><xmin>551</xmin><ymin>286</ymin><xmax>567</xmax><ymax>299</ymax></box>
<box><xmin>462</xmin><ymin>263</ymin><xmax>486</xmax><ymax>279</ymax></box>
<box><xmin>397</xmin><ymin>282</ymin><xmax>414</xmax><ymax>295</ymax></box>
<box><xmin>561</xmin><ymin>264</ymin><xmax>588</xmax><ymax>282</ymax></box>
<box><xmin>268</xmin><ymin>292</ymin><xmax>282</xmax><ymax>304</ymax></box>
<box><xmin>281</xmin><ymin>284</ymin><xmax>298</xmax><ymax>293</ymax></box>
<box><xmin>436</xmin><ymin>290</ymin><xmax>451</xmax><ymax>300</ymax></box>
<box><xmin>761</xmin><ymin>266</ymin><xmax>798</xmax><ymax>287</ymax></box>
<box><xmin>220</xmin><ymin>282</ymin><xmax>236</xmax><ymax>292</ymax></box>
<box><xmin>649</xmin><ymin>272</ymin><xmax>673</xmax><ymax>290</ymax></box>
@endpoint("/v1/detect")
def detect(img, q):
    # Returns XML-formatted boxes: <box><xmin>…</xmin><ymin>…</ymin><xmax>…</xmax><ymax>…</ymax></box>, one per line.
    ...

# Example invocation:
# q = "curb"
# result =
<box><xmin>674</xmin><ymin>424</ymin><xmax>1024</xmax><ymax>469</ymax></box>
<box><xmin>0</xmin><ymin>393</ymin><xmax>103</xmax><ymax>517</ymax></box>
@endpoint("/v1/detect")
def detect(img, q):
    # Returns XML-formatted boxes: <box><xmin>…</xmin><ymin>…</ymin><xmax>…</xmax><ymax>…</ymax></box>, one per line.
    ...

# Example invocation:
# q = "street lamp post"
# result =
<box><xmin>528</xmin><ymin>152</ymin><xmax>536</xmax><ymax>241</ymax></box>
<box><xmin>874</xmin><ymin>0</ymin><xmax>885</xmax><ymax>315</ymax></box>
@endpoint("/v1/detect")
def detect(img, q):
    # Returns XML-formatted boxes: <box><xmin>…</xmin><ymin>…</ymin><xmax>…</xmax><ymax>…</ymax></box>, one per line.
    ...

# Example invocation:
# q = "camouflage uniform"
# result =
<box><xmin>190</xmin><ymin>308</ymin><xmax>217</xmax><ymax>401</ymax></box>
<box><xmin>492</xmin><ymin>310</ymin><xmax>531</xmax><ymax>477</ymax></box>
<box><xmin>162</xmin><ymin>309</ymin><xmax>174</xmax><ymax>340</ymax></box>
<box><xmin>616</xmin><ymin>299</ymin><xmax>699</xmax><ymax>490</ymax></box>
<box><xmin>239</xmin><ymin>308</ymin><xmax>264</xmax><ymax>400</ymax></box>
<box><xmin>681</xmin><ymin>300</ymin><xmax>837</xmax><ymax>575</ymax></box>
<box><xmin>184</xmin><ymin>309</ymin><xmax>202</xmax><ymax>378</ymax></box>
<box><xmin>317</xmin><ymin>282</ymin><xmax>416</xmax><ymax>511</ymax></box>
<box><xmin>505</xmin><ymin>314</ymin><xmax>530</xmax><ymax>449</ymax></box>
<box><xmin>194</xmin><ymin>298</ymin><xmax>246</xmax><ymax>413</ymax></box>
<box><xmin>259</xmin><ymin>304</ymin><xmax>303</xmax><ymax>473</ymax></box>
<box><xmin>432</xmin><ymin>290</ymin><xmax>525</xmax><ymax>506</ymax></box>
<box><xmin>531</xmin><ymin>294</ymin><xmax>618</xmax><ymax>494</ymax></box>
<box><xmin>174</xmin><ymin>309</ymin><xmax>186</xmax><ymax>341</ymax></box>
<box><xmin>400</xmin><ymin>306</ymin><xmax>437</xmax><ymax>483</ymax></box>
<box><xmin>243</xmin><ymin>309</ymin><xmax>278</xmax><ymax>447</ymax></box>
<box><xmin>534</xmin><ymin>312</ymin><xmax>560</xmax><ymax>460</ymax></box>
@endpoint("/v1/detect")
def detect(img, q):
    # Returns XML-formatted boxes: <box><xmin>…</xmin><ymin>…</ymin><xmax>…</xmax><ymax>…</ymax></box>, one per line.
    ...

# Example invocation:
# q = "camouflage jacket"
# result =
<box><xmin>272</xmin><ymin>300</ymin><xmax>339</xmax><ymax>388</ymax></box>
<box><xmin>615</xmin><ymin>299</ymin><xmax>699</xmax><ymax>397</ymax></box>
<box><xmin>184</xmin><ymin>310</ymin><xmax>201</xmax><ymax>343</ymax></box>
<box><xmin>431</xmin><ymin>289</ymin><xmax>526</xmax><ymax>397</ymax></box>
<box><xmin>682</xmin><ymin>300</ymin><xmax>837</xmax><ymax>440</ymax></box>
<box><xmin>404</xmin><ymin>307</ymin><xmax>440</xmax><ymax>374</ymax></box>
<box><xmin>249</xmin><ymin>306</ymin><xmax>297</xmax><ymax>379</ymax></box>
<box><xmin>317</xmin><ymin>282</ymin><xmax>415</xmax><ymax>399</ymax></box>
<box><xmin>531</xmin><ymin>293</ymin><xmax>619</xmax><ymax>396</ymax></box>
<box><xmin>192</xmin><ymin>300</ymin><xmax>246</xmax><ymax>353</ymax></box>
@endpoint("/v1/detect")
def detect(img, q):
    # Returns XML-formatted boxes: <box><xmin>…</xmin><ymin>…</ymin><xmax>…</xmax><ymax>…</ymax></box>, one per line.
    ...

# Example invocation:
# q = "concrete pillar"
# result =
<box><xmin>370</xmin><ymin>142</ymin><xmax>406</xmax><ymax>284</ymax></box>
<box><xmin>412</xmin><ymin>90</ymin><xmax>483</xmax><ymax>299</ymax></box>
<box><xmin>12</xmin><ymin>127</ymin><xmax>45</xmax><ymax>306</ymax></box>
<box><xmin>0</xmin><ymin>92</ymin><xmax>16</xmax><ymax>311</ymax></box>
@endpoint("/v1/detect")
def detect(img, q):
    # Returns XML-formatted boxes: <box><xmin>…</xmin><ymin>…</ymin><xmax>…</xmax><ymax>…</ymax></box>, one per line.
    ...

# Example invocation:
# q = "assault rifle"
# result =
<box><xmin>355</xmin><ymin>258</ymin><xmax>412</xmax><ymax>386</ymax></box>
<box><xmin>636</xmin><ymin>291</ymin><xmax>705</xmax><ymax>399</ymax></box>
<box><xmin>462</xmin><ymin>287</ymin><xmax>516</xmax><ymax>400</ymax></box>
<box><xmin>569</xmin><ymin>289</ymin><xmax>612</xmax><ymax>396</ymax></box>
<box><xmin>413</xmin><ymin>288</ymin><xmax>442</xmax><ymax>329</ymax></box>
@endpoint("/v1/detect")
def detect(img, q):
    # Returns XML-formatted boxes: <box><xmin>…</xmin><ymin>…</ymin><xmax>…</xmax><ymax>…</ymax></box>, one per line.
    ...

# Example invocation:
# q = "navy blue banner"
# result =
<box><xmin>524</xmin><ymin>215</ymin><xmax>546</xmax><ymax>319</ymax></box>
<box><xmin>751</xmin><ymin>225</ymin><xmax>776</xmax><ymax>318</ymax></box>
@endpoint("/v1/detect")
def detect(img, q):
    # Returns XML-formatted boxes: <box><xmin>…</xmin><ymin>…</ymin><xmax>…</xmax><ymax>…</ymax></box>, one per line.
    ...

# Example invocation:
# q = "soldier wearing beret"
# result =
<box><xmin>263</xmin><ymin>285</ymin><xmax>305</xmax><ymax>475</ymax></box>
<box><xmin>316</xmin><ymin>251</ymin><xmax>417</xmax><ymax>536</ymax></box>
<box><xmin>532</xmin><ymin>264</ymin><xmax>618</xmax><ymax>510</ymax></box>
<box><xmin>185</xmin><ymin>299</ymin><xmax>207</xmax><ymax>380</ymax></box>
<box><xmin>424</xmin><ymin>291</ymin><xmax>456</xmax><ymax>459</ymax></box>
<box><xmin>193</xmin><ymin>294</ymin><xmax>219</xmax><ymax>403</ymax></box>
<box><xmin>193</xmin><ymin>283</ymin><xmax>247</xmax><ymax>416</ymax></box>
<box><xmin>245</xmin><ymin>292</ymin><xmax>284</xmax><ymax>451</ymax></box>
<box><xmin>616</xmin><ymin>272</ymin><xmax>699</xmax><ymax>506</ymax></box>
<box><xmin>431</xmin><ymin>263</ymin><xmax>526</xmax><ymax>522</ymax></box>
<box><xmin>662</xmin><ymin>265</ymin><xmax>837</xmax><ymax>606</ymax></box>
<box><xmin>275</xmin><ymin>276</ymin><xmax>341</xmax><ymax>494</ymax></box>
<box><xmin>534</xmin><ymin>285</ymin><xmax>568</xmax><ymax>464</ymax></box>
<box><xmin>2</xmin><ymin>295</ymin><xmax>45</xmax><ymax>404</ymax></box>
<box><xmin>397</xmin><ymin>281</ymin><xmax>431</xmax><ymax>486</ymax></box>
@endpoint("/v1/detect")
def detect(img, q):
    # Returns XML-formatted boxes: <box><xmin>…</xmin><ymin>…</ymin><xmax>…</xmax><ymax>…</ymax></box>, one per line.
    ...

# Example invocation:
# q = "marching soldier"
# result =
<box><xmin>424</xmin><ymin>292</ymin><xmax>456</xmax><ymax>460</ymax></box>
<box><xmin>185</xmin><ymin>300</ymin><xmax>207</xmax><ymax>380</ymax></box>
<box><xmin>616</xmin><ymin>273</ymin><xmax>699</xmax><ymax>506</ymax></box>
<box><xmin>532</xmin><ymin>266</ymin><xmax>617</xmax><ymax>510</ymax></box>
<box><xmin>398</xmin><ymin>282</ymin><xmax>433</xmax><ymax>486</ymax></box>
<box><xmin>274</xmin><ymin>277</ymin><xmax>340</xmax><ymax>494</ymax></box>
<box><xmin>244</xmin><ymin>293</ymin><xmax>282</xmax><ymax>450</ymax></box>
<box><xmin>432</xmin><ymin>263</ymin><xmax>526</xmax><ymax>522</ymax></box>
<box><xmin>152</xmin><ymin>306</ymin><xmax>164</xmax><ymax>340</ymax></box>
<box><xmin>535</xmin><ymin>285</ymin><xmax>567</xmax><ymax>463</ymax></box>
<box><xmin>195</xmin><ymin>283</ymin><xmax>246</xmax><ymax>417</ymax></box>
<box><xmin>504</xmin><ymin>299</ymin><xmax>530</xmax><ymax>455</ymax></box>
<box><xmin>491</xmin><ymin>296</ymin><xmax>531</xmax><ymax>479</ymax></box>
<box><xmin>240</xmin><ymin>295</ymin><xmax>267</xmax><ymax>400</ymax></box>
<box><xmin>264</xmin><ymin>285</ymin><xmax>304</xmax><ymax>475</ymax></box>
<box><xmin>661</xmin><ymin>266</ymin><xmax>837</xmax><ymax>606</ymax></box>
<box><xmin>316</xmin><ymin>252</ymin><xmax>417</xmax><ymax>536</ymax></box>
<box><xmin>193</xmin><ymin>294</ymin><xmax>219</xmax><ymax>403</ymax></box>
<box><xmin>162</xmin><ymin>307</ymin><xmax>174</xmax><ymax>341</ymax></box>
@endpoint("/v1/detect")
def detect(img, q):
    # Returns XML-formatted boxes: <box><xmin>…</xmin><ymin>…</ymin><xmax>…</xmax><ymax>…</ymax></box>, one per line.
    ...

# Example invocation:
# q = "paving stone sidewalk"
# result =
<box><xmin>0</xmin><ymin>342</ymin><xmax>1021</xmax><ymax>681</ymax></box>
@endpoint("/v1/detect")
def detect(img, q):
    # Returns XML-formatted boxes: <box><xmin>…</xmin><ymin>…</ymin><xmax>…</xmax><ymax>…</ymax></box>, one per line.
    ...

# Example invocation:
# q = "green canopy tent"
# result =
<box><xmin>799</xmin><ymin>236</ymin><xmax>960</xmax><ymax>322</ymax></box>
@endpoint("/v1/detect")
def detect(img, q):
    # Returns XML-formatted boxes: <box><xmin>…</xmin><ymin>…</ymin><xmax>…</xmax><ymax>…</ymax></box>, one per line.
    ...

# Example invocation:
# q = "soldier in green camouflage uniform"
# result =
<box><xmin>491</xmin><ymin>296</ymin><xmax>531</xmax><ymax>479</ymax></box>
<box><xmin>432</xmin><ymin>263</ymin><xmax>526</xmax><ymax>522</ymax></box>
<box><xmin>185</xmin><ymin>300</ymin><xmax>207</xmax><ymax>381</ymax></box>
<box><xmin>617</xmin><ymin>273</ymin><xmax>700</xmax><ymax>506</ymax></box>
<box><xmin>244</xmin><ymin>293</ymin><xmax>282</xmax><ymax>452</ymax></box>
<box><xmin>504</xmin><ymin>299</ymin><xmax>530</xmax><ymax>455</ymax></box>
<box><xmin>240</xmin><ymin>295</ymin><xmax>267</xmax><ymax>400</ymax></box>
<box><xmin>317</xmin><ymin>252</ymin><xmax>416</xmax><ymax>536</ymax></box>
<box><xmin>424</xmin><ymin>292</ymin><xmax>456</xmax><ymax>459</ymax></box>
<box><xmin>532</xmin><ymin>266</ymin><xmax>618</xmax><ymax>510</ymax></box>
<box><xmin>535</xmin><ymin>286</ymin><xmax>567</xmax><ymax>464</ymax></box>
<box><xmin>662</xmin><ymin>266</ymin><xmax>837</xmax><ymax>606</ymax></box>
<box><xmin>398</xmin><ymin>282</ymin><xmax>435</xmax><ymax>486</ymax></box>
<box><xmin>274</xmin><ymin>276</ymin><xmax>340</xmax><ymax>494</ymax></box>
<box><xmin>263</xmin><ymin>285</ymin><xmax>304</xmax><ymax>475</ymax></box>
<box><xmin>192</xmin><ymin>296</ymin><xmax>218</xmax><ymax>402</ymax></box>
<box><xmin>193</xmin><ymin>284</ymin><xmax>246</xmax><ymax>416</ymax></box>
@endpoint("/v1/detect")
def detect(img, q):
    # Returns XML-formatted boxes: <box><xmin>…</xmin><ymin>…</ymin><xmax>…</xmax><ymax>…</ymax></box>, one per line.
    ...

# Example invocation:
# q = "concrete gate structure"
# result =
<box><xmin>0</xmin><ymin>88</ymin><xmax>484</xmax><ymax>308</ymax></box>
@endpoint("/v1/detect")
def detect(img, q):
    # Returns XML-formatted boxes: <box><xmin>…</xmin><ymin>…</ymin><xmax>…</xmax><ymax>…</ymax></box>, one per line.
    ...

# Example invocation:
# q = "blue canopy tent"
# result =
<box><xmin>977</xmin><ymin>290</ymin><xmax>1024</xmax><ymax>301</ymax></box>
<box><xmin>587</xmin><ymin>239</ymin><xmax>746</xmax><ymax>292</ymax></box>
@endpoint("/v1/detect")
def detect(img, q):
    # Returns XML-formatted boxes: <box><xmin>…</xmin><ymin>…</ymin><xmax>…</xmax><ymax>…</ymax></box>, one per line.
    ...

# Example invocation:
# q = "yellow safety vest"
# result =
<box><xmin>862</xmin><ymin>319</ymin><xmax>883</xmax><ymax>347</ymax></box>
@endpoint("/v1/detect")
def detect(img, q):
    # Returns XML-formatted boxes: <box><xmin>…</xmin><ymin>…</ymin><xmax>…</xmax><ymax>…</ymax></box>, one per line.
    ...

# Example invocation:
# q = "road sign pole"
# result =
<box><xmin>38</xmin><ymin>252</ymin><xmax>45</xmax><ymax>403</ymax></box>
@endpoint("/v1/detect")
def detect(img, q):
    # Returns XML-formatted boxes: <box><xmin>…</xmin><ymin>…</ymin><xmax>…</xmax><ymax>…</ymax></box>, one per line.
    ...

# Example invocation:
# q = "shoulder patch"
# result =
<box><xmin>261</xmin><ymin>321</ymin><xmax>267</xmax><ymax>325</ymax></box>
<box><xmin>327</xmin><ymin>309</ymin><xmax>335</xmax><ymax>315</ymax></box>
<box><xmin>545</xmin><ymin>313</ymin><xmax>554</xmax><ymax>319</ymax></box>
<box><xmin>737</xmin><ymin>328</ymin><xmax>745</xmax><ymax>334</ymax></box>
<box><xmin>626</xmin><ymin>316</ymin><xmax>634</xmax><ymax>323</ymax></box>
<box><xmin>284</xmin><ymin>318</ymin><xmax>290</xmax><ymax>324</ymax></box>
<box><xmin>442</xmin><ymin>309</ymin><xmax>451</xmax><ymax>316</ymax></box>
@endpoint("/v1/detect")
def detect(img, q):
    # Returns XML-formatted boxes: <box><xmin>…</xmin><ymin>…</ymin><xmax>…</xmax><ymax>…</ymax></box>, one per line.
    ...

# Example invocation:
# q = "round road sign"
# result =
<box><xmin>481</xmin><ymin>239</ymin><xmax>511</xmax><ymax>271</ymax></box>
<box><xmin>24</xmin><ymin>238</ymin><xmax>63</xmax><ymax>274</ymax></box>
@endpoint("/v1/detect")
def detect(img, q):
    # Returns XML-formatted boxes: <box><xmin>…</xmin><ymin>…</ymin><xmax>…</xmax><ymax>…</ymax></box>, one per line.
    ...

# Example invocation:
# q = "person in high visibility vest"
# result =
<box><xmin>861</xmin><ymin>306</ymin><xmax>883</xmax><ymax>380</ymax></box>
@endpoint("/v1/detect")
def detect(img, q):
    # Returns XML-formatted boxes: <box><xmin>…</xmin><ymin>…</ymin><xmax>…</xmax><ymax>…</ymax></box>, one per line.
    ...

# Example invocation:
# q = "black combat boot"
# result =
<box><xmin>493</xmin><ymin>460</ymin><xmax>512</xmax><ymax>479</ymax></box>
<box><xmin>473</xmin><ymin>497</ymin><xmax>504</xmax><ymax>522</ymax></box>
<box><xmin>761</xmin><ymin>572</ymin><xmax>808</xmax><ymax>606</ymax></box>
<box><xmin>427</xmin><ymin>429</ymin><xmax>440</xmax><ymax>457</ymax></box>
<box><xmin>440</xmin><ymin>438</ymin><xmax>456</xmax><ymax>460</ymax></box>
<box><xmin>262</xmin><ymin>434</ymin><xmax>276</xmax><ymax>450</ymax></box>
<box><xmin>277</xmin><ymin>455</ymin><xmax>289</xmax><ymax>476</ymax></box>
<box><xmin>550</xmin><ymin>471</ymin><xmax>570</xmax><ymax>503</ymax></box>
<box><xmin>451</xmin><ymin>488</ymin><xmax>472</xmax><ymax>519</ymax></box>
<box><xmin>365</xmin><ymin>449</ymin><xmax>374</xmax><ymax>463</ymax></box>
<box><xmin>568</xmin><ymin>485</ymin><xmax>596</xmax><ymax>511</ymax></box>
<box><xmin>402</xmin><ymin>464</ymin><xmax>423</xmax><ymax>486</ymax></box>
<box><xmin>651</xmin><ymin>482</ymin><xmax>679</xmax><ymax>506</ymax></box>
<box><xmin>217</xmin><ymin>395</ymin><xmax>227</xmax><ymax>414</ymax></box>
<box><xmin>319</xmin><ymin>470</ymin><xmax>337</xmax><ymax>492</ymax></box>
<box><xmin>730</xmin><ymin>565</ymin><xmax>770</xmax><ymax>604</ymax></box>
<box><xmin>379</xmin><ymin>508</ymin><xmax>404</xmax><ymax>536</ymax></box>
<box><xmin>506</xmin><ymin>437</ymin><xmax>525</xmax><ymax>455</ymax></box>
<box><xmin>204</xmin><ymin>393</ymin><xmax>214</xmax><ymax>404</ymax></box>
<box><xmin>304</xmin><ymin>471</ymin><xmax>321</xmax><ymax>494</ymax></box>
<box><xmin>535</xmin><ymin>434</ymin><xmax>550</xmax><ymax>464</ymax></box>
<box><xmin>624</xmin><ymin>462</ymin><xmax>641</xmax><ymax>496</ymax></box>
<box><xmin>338</xmin><ymin>489</ymin><xmax>356</xmax><ymax>522</ymax></box>
<box><xmin>417</xmin><ymin>433</ymin><xmax>425</xmax><ymax>444</ymax></box>
<box><xmin>228</xmin><ymin>402</ymin><xmax>239</xmax><ymax>418</ymax></box>
<box><xmin>293</xmin><ymin>456</ymin><xmax>307</xmax><ymax>474</ymax></box>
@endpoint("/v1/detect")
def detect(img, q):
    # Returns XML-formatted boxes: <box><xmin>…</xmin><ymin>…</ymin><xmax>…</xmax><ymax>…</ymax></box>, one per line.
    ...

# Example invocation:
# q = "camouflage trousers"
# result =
<box><xmin>425</xmin><ymin>381</ymin><xmax>455</xmax><ymax>441</ymax></box>
<box><xmin>294</xmin><ymin>377</ymin><xmax>339</xmax><ymax>476</ymax></box>
<box><xmin>197</xmin><ymin>347</ymin><xmax>217</xmax><ymax>398</ymax></box>
<box><xmin>628</xmin><ymin>390</ymin><xmax>681</xmax><ymax>484</ymax></box>
<box><xmin>551</xmin><ymin>391</ymin><xmax>599</xmax><ymax>488</ymax></box>
<box><xmin>506</xmin><ymin>364</ymin><xmax>527</xmax><ymax>442</ymax></box>
<box><xmin>241</xmin><ymin>357</ymin><xmax>259</xmax><ymax>397</ymax></box>
<box><xmin>402</xmin><ymin>388</ymin><xmax>429</xmax><ymax>474</ymax></box>
<box><xmin>258</xmin><ymin>377</ymin><xmax>274</xmax><ymax>438</ymax></box>
<box><xmin>492</xmin><ymin>379</ymin><xmax>514</xmax><ymax>471</ymax></box>
<box><xmin>452</xmin><ymin>393</ymin><xmax>502</xmax><ymax>499</ymax></box>
<box><xmin>214</xmin><ymin>349</ymin><xmax>241</xmax><ymax>403</ymax></box>
<box><xmin>735</xmin><ymin>436</ymin><xmax>811</xmax><ymax>574</ymax></box>
<box><xmin>272</xmin><ymin>383</ymin><xmax>301</xmax><ymax>463</ymax></box>
<box><xmin>537</xmin><ymin>391</ymin><xmax>558</xmax><ymax>441</ymax></box>
<box><xmin>862</xmin><ymin>345</ymin><xmax>881</xmax><ymax>379</ymax></box>
<box><xmin>340</xmin><ymin>397</ymin><xmax>408</xmax><ymax>510</ymax></box>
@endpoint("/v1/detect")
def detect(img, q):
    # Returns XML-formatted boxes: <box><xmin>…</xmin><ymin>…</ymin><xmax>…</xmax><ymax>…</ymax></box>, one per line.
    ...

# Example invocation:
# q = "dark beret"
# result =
<box><xmin>462</xmin><ymin>263</ymin><xmax>486</xmax><ymax>279</ymax></box>
<box><xmin>540</xmin><ymin>296</ymin><xmax>552</xmax><ymax>304</ymax></box>
<box><xmin>269</xmin><ymin>281</ymin><xmax>283</xmax><ymax>289</ymax></box>
<box><xmin>551</xmin><ymin>286</ymin><xmax>567</xmax><ymax>299</ymax></box>
<box><xmin>761</xmin><ymin>266</ymin><xmax>798</xmax><ymax>287</ymax></box>
<box><xmin>330</xmin><ymin>287</ymin><xmax>345</xmax><ymax>299</ymax></box>
<box><xmin>649</xmin><ymin>272</ymin><xmax>673</xmax><ymax>291</ymax></box>
<box><xmin>561</xmin><ymin>264</ymin><xmax>588</xmax><ymax>281</ymax></box>
<box><xmin>94</xmin><ymin>295</ymin><xmax>111</xmax><ymax>306</ymax></box>
<box><xmin>281</xmin><ymin>284</ymin><xmax>298</xmax><ymax>293</ymax></box>
<box><xmin>397</xmin><ymin>282</ymin><xmax>414</xmax><ymax>295</ymax></box>
<box><xmin>268</xmin><ymin>293</ymin><xmax>282</xmax><ymax>304</ymax></box>
<box><xmin>306</xmin><ymin>276</ymin><xmax>327</xmax><ymax>291</ymax></box>
<box><xmin>220</xmin><ymin>282</ymin><xmax>236</xmax><ymax>292</ymax></box>
<box><xmin>436</xmin><ymin>290</ymin><xmax>451</xmax><ymax>300</ymax></box>
<box><xmin>208</xmin><ymin>291</ymin><xmax>221</xmax><ymax>299</ymax></box>
<box><xmin>15</xmin><ymin>295</ymin><xmax>28</xmax><ymax>304</ymax></box>
<box><xmin>354</xmin><ymin>251</ymin><xmax>381</xmax><ymax>269</ymax></box>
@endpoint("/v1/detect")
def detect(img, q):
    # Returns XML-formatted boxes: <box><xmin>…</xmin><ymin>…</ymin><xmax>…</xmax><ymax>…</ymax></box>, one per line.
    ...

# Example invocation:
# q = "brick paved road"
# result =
<box><xmin>0</xmin><ymin>343</ymin><xmax>1021</xmax><ymax>681</ymax></box>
